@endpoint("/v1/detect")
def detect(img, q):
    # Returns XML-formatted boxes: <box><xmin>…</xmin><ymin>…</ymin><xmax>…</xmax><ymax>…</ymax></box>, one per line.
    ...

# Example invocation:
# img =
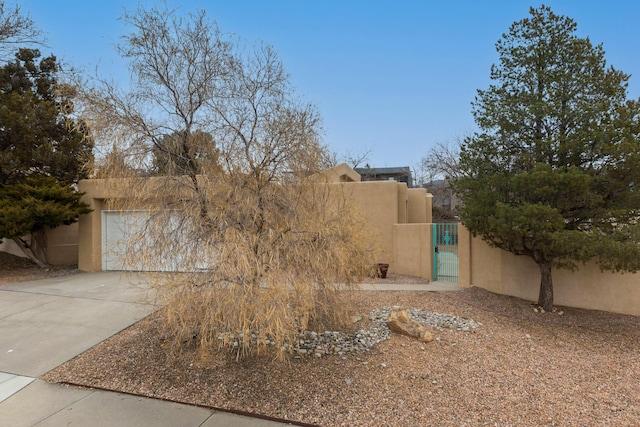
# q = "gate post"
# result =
<box><xmin>457</xmin><ymin>224</ymin><xmax>472</xmax><ymax>287</ymax></box>
<box><xmin>432</xmin><ymin>223</ymin><xmax>438</xmax><ymax>281</ymax></box>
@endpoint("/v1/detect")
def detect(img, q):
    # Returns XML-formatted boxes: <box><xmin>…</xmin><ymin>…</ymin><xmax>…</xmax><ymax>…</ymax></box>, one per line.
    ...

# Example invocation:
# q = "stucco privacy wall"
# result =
<box><xmin>0</xmin><ymin>223</ymin><xmax>79</xmax><ymax>265</ymax></box>
<box><xmin>331</xmin><ymin>180</ymin><xmax>433</xmax><ymax>277</ymax></box>
<box><xmin>337</xmin><ymin>181</ymin><xmax>398</xmax><ymax>264</ymax></box>
<box><xmin>45</xmin><ymin>223</ymin><xmax>80</xmax><ymax>265</ymax></box>
<box><xmin>393</xmin><ymin>224</ymin><xmax>432</xmax><ymax>278</ymax></box>
<box><xmin>408</xmin><ymin>189</ymin><xmax>431</xmax><ymax>224</ymax></box>
<box><xmin>457</xmin><ymin>225</ymin><xmax>640</xmax><ymax>316</ymax></box>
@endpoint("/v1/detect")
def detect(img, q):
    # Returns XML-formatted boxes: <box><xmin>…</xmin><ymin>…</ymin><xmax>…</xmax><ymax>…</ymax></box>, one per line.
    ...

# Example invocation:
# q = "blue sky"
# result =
<box><xmin>18</xmin><ymin>1</ymin><xmax>640</xmax><ymax>168</ymax></box>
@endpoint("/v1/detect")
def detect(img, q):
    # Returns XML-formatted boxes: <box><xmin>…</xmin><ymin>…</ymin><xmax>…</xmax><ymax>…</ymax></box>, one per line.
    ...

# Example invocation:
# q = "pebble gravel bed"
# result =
<box><xmin>293</xmin><ymin>306</ymin><xmax>481</xmax><ymax>357</ymax></box>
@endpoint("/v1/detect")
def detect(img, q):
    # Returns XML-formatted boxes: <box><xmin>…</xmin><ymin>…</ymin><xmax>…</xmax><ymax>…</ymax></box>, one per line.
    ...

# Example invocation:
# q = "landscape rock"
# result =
<box><xmin>278</xmin><ymin>306</ymin><xmax>478</xmax><ymax>357</ymax></box>
<box><xmin>386</xmin><ymin>308</ymin><xmax>434</xmax><ymax>343</ymax></box>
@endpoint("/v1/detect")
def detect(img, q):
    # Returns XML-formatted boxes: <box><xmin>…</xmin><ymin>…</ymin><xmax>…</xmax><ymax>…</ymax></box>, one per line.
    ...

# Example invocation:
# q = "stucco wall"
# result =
<box><xmin>0</xmin><ymin>224</ymin><xmax>79</xmax><ymax>265</ymax></box>
<box><xmin>393</xmin><ymin>224</ymin><xmax>432</xmax><ymax>278</ymax></box>
<box><xmin>336</xmin><ymin>181</ymin><xmax>432</xmax><ymax>278</ymax></box>
<box><xmin>407</xmin><ymin>188</ymin><xmax>429</xmax><ymax>224</ymax></box>
<box><xmin>458</xmin><ymin>226</ymin><xmax>640</xmax><ymax>316</ymax></box>
<box><xmin>77</xmin><ymin>185</ymin><xmax>105</xmax><ymax>272</ymax></box>
<box><xmin>46</xmin><ymin>223</ymin><xmax>80</xmax><ymax>265</ymax></box>
<box><xmin>339</xmin><ymin>181</ymin><xmax>399</xmax><ymax>266</ymax></box>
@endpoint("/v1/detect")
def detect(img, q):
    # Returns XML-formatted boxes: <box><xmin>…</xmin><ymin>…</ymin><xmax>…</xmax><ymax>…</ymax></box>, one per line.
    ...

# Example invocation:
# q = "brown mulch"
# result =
<box><xmin>42</xmin><ymin>282</ymin><xmax>640</xmax><ymax>426</ymax></box>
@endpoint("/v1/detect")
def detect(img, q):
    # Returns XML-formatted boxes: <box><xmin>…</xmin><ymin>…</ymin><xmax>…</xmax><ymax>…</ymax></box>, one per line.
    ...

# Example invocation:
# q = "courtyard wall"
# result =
<box><xmin>457</xmin><ymin>225</ymin><xmax>640</xmax><ymax>316</ymax></box>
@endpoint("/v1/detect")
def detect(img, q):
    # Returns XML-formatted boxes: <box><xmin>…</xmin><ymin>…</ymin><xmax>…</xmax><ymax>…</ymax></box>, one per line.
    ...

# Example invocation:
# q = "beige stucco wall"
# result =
<box><xmin>458</xmin><ymin>226</ymin><xmax>640</xmax><ymax>316</ymax></box>
<box><xmin>339</xmin><ymin>181</ymin><xmax>399</xmax><ymax>266</ymax></box>
<box><xmin>46</xmin><ymin>223</ymin><xmax>80</xmax><ymax>265</ymax></box>
<box><xmin>397</xmin><ymin>184</ymin><xmax>407</xmax><ymax>224</ymax></box>
<box><xmin>393</xmin><ymin>224</ymin><xmax>432</xmax><ymax>278</ymax></box>
<box><xmin>456</xmin><ymin>223</ymin><xmax>472</xmax><ymax>288</ymax></box>
<box><xmin>0</xmin><ymin>223</ymin><xmax>79</xmax><ymax>265</ymax></box>
<box><xmin>78</xmin><ymin>179</ymin><xmax>116</xmax><ymax>272</ymax></box>
<box><xmin>335</xmin><ymin>180</ymin><xmax>432</xmax><ymax>278</ymax></box>
<box><xmin>407</xmin><ymin>188</ymin><xmax>428</xmax><ymax>224</ymax></box>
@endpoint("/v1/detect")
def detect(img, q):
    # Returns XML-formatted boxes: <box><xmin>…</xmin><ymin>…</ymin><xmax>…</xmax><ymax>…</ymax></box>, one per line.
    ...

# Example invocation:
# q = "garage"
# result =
<box><xmin>101</xmin><ymin>210</ymin><xmax>211</xmax><ymax>272</ymax></box>
<box><xmin>102</xmin><ymin>210</ymin><xmax>173</xmax><ymax>271</ymax></box>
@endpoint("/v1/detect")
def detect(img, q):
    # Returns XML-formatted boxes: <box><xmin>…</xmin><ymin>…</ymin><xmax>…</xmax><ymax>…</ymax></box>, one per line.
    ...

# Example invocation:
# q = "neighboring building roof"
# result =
<box><xmin>354</xmin><ymin>166</ymin><xmax>413</xmax><ymax>187</ymax></box>
<box><xmin>423</xmin><ymin>179</ymin><xmax>447</xmax><ymax>188</ymax></box>
<box><xmin>354</xmin><ymin>166</ymin><xmax>411</xmax><ymax>176</ymax></box>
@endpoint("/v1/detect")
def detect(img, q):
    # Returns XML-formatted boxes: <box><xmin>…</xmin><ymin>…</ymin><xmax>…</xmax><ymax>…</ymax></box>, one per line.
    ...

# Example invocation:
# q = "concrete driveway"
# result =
<box><xmin>0</xmin><ymin>272</ymin><xmax>153</xmax><ymax>377</ymax></box>
<box><xmin>0</xmin><ymin>272</ymin><xmax>290</xmax><ymax>427</ymax></box>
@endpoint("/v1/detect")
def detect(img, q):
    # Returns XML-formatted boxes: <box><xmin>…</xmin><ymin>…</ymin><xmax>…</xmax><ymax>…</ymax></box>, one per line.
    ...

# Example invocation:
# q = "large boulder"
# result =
<box><xmin>386</xmin><ymin>308</ymin><xmax>434</xmax><ymax>343</ymax></box>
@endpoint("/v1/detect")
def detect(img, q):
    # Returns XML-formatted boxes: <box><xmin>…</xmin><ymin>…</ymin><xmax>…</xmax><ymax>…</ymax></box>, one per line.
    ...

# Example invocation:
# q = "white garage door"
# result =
<box><xmin>102</xmin><ymin>210</ymin><xmax>174</xmax><ymax>271</ymax></box>
<box><xmin>102</xmin><ymin>210</ymin><xmax>212</xmax><ymax>272</ymax></box>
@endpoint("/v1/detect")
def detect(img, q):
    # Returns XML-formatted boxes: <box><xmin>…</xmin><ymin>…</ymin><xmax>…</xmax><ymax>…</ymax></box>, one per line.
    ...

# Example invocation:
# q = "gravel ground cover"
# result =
<box><xmin>42</xmin><ymin>280</ymin><xmax>640</xmax><ymax>427</ymax></box>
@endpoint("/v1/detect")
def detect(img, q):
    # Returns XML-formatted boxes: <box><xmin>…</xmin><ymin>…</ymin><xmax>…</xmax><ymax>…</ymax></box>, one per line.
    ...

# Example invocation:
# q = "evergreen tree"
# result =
<box><xmin>0</xmin><ymin>176</ymin><xmax>91</xmax><ymax>266</ymax></box>
<box><xmin>0</xmin><ymin>48</ymin><xmax>93</xmax><ymax>266</ymax></box>
<box><xmin>452</xmin><ymin>6</ymin><xmax>640</xmax><ymax>310</ymax></box>
<box><xmin>149</xmin><ymin>130</ymin><xmax>219</xmax><ymax>177</ymax></box>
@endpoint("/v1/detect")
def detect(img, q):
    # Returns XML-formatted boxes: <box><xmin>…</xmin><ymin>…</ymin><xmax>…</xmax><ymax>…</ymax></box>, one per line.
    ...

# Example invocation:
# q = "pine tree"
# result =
<box><xmin>0</xmin><ymin>48</ymin><xmax>93</xmax><ymax>266</ymax></box>
<box><xmin>0</xmin><ymin>176</ymin><xmax>91</xmax><ymax>266</ymax></box>
<box><xmin>452</xmin><ymin>6</ymin><xmax>640</xmax><ymax>311</ymax></box>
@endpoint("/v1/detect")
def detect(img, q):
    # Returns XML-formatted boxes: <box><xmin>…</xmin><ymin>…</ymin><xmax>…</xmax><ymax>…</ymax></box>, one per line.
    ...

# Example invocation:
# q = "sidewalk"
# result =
<box><xmin>0</xmin><ymin>272</ymin><xmax>289</xmax><ymax>427</ymax></box>
<box><xmin>359</xmin><ymin>280</ymin><xmax>460</xmax><ymax>291</ymax></box>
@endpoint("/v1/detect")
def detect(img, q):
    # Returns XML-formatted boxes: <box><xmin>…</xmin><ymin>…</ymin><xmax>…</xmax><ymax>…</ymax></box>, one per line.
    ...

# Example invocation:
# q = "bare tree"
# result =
<box><xmin>343</xmin><ymin>147</ymin><xmax>374</xmax><ymax>169</ymax></box>
<box><xmin>415</xmin><ymin>137</ymin><xmax>464</xmax><ymax>186</ymax></box>
<box><xmin>325</xmin><ymin>146</ymin><xmax>374</xmax><ymax>170</ymax></box>
<box><xmin>0</xmin><ymin>2</ymin><xmax>42</xmax><ymax>59</ymax></box>
<box><xmin>415</xmin><ymin>137</ymin><xmax>464</xmax><ymax>218</ymax></box>
<box><xmin>82</xmin><ymin>4</ymin><xmax>379</xmax><ymax>360</ymax></box>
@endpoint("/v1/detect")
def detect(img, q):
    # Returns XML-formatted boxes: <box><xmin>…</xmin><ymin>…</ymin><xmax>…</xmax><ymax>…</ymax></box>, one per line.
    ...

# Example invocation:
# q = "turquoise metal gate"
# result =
<box><xmin>432</xmin><ymin>223</ymin><xmax>459</xmax><ymax>283</ymax></box>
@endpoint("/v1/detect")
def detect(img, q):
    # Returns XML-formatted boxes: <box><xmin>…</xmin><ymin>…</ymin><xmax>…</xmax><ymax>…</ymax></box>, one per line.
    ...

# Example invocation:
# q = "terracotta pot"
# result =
<box><xmin>376</xmin><ymin>263</ymin><xmax>389</xmax><ymax>279</ymax></box>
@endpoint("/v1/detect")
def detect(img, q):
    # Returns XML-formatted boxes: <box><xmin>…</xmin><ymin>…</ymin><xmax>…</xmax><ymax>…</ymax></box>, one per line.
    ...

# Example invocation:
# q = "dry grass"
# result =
<box><xmin>44</xmin><ymin>285</ymin><xmax>640</xmax><ymax>427</ymax></box>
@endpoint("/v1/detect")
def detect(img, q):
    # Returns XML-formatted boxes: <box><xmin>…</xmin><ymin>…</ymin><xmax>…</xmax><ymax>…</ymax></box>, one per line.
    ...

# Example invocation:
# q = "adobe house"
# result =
<box><xmin>76</xmin><ymin>163</ymin><xmax>435</xmax><ymax>278</ymax></box>
<box><xmin>9</xmin><ymin>161</ymin><xmax>638</xmax><ymax>317</ymax></box>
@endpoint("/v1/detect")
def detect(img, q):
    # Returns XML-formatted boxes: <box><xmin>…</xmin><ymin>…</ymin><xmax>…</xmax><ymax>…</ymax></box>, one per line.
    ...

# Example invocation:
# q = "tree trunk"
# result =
<box><xmin>537</xmin><ymin>261</ymin><xmax>553</xmax><ymax>311</ymax></box>
<box><xmin>31</xmin><ymin>229</ymin><xmax>50</xmax><ymax>265</ymax></box>
<box><xmin>11</xmin><ymin>236</ymin><xmax>50</xmax><ymax>268</ymax></box>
